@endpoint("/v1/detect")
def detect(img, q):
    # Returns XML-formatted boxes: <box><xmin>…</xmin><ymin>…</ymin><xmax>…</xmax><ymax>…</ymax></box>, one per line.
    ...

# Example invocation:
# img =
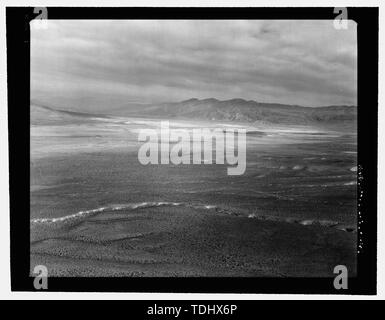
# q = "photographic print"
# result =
<box><xmin>6</xmin><ymin>6</ymin><xmax>378</xmax><ymax>294</ymax></box>
<box><xmin>29</xmin><ymin>18</ymin><xmax>358</xmax><ymax>278</ymax></box>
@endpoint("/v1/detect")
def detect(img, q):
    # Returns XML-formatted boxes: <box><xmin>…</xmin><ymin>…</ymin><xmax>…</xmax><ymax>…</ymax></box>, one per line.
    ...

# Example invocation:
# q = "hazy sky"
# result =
<box><xmin>31</xmin><ymin>20</ymin><xmax>357</xmax><ymax>110</ymax></box>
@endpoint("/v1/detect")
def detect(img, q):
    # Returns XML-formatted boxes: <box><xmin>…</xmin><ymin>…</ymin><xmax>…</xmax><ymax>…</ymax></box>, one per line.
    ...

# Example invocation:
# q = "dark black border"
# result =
<box><xmin>7</xmin><ymin>7</ymin><xmax>378</xmax><ymax>294</ymax></box>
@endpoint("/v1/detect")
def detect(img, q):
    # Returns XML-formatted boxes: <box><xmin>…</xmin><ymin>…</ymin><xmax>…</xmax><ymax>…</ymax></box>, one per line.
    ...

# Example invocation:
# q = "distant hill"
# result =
<box><xmin>116</xmin><ymin>98</ymin><xmax>357</xmax><ymax>125</ymax></box>
<box><xmin>30</xmin><ymin>103</ymin><xmax>109</xmax><ymax>126</ymax></box>
<box><xmin>31</xmin><ymin>98</ymin><xmax>357</xmax><ymax>126</ymax></box>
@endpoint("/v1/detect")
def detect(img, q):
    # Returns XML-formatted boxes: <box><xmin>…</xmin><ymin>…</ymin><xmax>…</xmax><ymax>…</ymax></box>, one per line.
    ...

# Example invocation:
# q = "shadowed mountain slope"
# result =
<box><xmin>116</xmin><ymin>98</ymin><xmax>356</xmax><ymax>125</ymax></box>
<box><xmin>31</xmin><ymin>98</ymin><xmax>356</xmax><ymax>126</ymax></box>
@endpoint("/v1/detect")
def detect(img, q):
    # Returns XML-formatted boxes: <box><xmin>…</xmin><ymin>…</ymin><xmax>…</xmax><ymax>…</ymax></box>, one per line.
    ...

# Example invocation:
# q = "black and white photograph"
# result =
<box><xmin>29</xmin><ymin>17</ymin><xmax>359</xmax><ymax>278</ymax></box>
<box><xmin>4</xmin><ymin>4</ymin><xmax>379</xmax><ymax>297</ymax></box>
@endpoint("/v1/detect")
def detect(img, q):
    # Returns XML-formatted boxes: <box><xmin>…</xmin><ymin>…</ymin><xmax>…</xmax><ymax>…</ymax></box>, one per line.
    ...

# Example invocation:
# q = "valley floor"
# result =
<box><xmin>30</xmin><ymin>110</ymin><xmax>357</xmax><ymax>277</ymax></box>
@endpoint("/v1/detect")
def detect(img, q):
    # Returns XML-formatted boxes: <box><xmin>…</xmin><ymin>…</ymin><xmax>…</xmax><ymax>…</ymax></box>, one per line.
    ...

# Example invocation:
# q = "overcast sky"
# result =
<box><xmin>31</xmin><ymin>20</ymin><xmax>357</xmax><ymax>109</ymax></box>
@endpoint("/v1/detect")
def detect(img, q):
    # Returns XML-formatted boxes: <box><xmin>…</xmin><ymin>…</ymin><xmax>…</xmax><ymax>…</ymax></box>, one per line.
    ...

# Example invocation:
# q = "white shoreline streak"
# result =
<box><xmin>30</xmin><ymin>201</ymin><xmax>356</xmax><ymax>233</ymax></box>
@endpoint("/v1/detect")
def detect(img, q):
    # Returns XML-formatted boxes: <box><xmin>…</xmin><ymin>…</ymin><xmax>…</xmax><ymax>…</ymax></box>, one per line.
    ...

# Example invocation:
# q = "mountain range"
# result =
<box><xmin>31</xmin><ymin>98</ymin><xmax>357</xmax><ymax>126</ymax></box>
<box><xmin>114</xmin><ymin>98</ymin><xmax>357</xmax><ymax>125</ymax></box>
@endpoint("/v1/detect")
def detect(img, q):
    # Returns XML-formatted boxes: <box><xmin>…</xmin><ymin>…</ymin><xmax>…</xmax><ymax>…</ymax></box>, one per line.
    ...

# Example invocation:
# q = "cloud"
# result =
<box><xmin>31</xmin><ymin>19</ymin><xmax>357</xmax><ymax>110</ymax></box>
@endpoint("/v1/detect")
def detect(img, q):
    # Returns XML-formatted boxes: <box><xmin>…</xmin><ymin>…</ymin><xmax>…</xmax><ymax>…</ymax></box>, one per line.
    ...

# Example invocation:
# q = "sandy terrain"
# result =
<box><xmin>31</xmin><ymin>205</ymin><xmax>356</xmax><ymax>277</ymax></box>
